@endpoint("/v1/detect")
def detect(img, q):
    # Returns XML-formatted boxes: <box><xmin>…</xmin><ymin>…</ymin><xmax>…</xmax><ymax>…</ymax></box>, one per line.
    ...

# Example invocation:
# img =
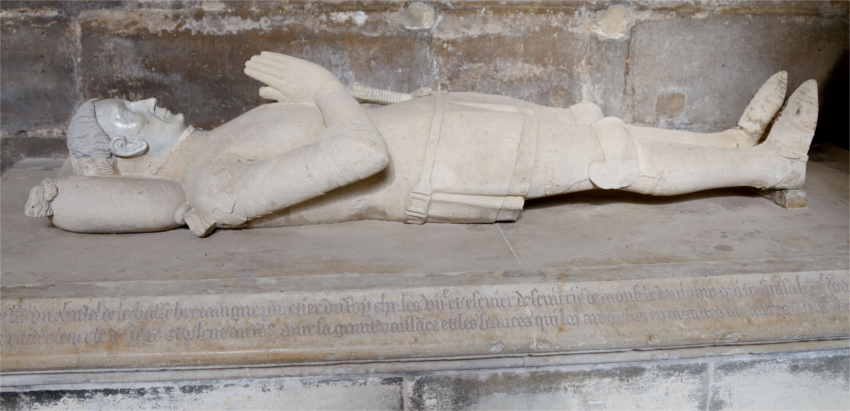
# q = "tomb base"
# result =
<box><xmin>2</xmin><ymin>144</ymin><xmax>848</xmax><ymax>409</ymax></box>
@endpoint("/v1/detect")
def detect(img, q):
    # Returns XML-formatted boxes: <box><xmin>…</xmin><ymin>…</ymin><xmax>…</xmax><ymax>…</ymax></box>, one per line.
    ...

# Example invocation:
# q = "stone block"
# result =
<box><xmin>433</xmin><ymin>10</ymin><xmax>630</xmax><ymax>116</ymax></box>
<box><xmin>629</xmin><ymin>14</ymin><xmax>849</xmax><ymax>134</ymax></box>
<box><xmin>709</xmin><ymin>352</ymin><xmax>850</xmax><ymax>410</ymax></box>
<box><xmin>407</xmin><ymin>363</ymin><xmax>709</xmax><ymax>410</ymax></box>
<box><xmin>0</xmin><ymin>13</ymin><xmax>79</xmax><ymax>134</ymax></box>
<box><xmin>78</xmin><ymin>7</ymin><xmax>434</xmax><ymax>130</ymax></box>
<box><xmin>0</xmin><ymin>376</ymin><xmax>404</xmax><ymax>410</ymax></box>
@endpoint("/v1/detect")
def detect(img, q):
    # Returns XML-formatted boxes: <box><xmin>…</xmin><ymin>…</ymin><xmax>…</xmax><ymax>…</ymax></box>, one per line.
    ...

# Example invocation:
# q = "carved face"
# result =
<box><xmin>95</xmin><ymin>98</ymin><xmax>187</xmax><ymax>157</ymax></box>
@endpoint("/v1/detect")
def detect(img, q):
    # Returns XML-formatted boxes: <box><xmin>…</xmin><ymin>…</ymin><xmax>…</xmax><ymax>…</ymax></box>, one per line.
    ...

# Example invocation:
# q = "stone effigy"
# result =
<box><xmin>24</xmin><ymin>52</ymin><xmax>818</xmax><ymax>237</ymax></box>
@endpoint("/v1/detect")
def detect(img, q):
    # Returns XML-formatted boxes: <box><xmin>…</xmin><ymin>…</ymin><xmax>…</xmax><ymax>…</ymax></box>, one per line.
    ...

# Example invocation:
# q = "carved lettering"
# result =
<box><xmin>1</xmin><ymin>273</ymin><xmax>847</xmax><ymax>357</ymax></box>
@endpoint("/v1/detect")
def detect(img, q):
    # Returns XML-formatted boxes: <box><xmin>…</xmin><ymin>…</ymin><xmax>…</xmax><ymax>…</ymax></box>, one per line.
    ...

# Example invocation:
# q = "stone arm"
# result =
<box><xmin>180</xmin><ymin>53</ymin><xmax>390</xmax><ymax>237</ymax></box>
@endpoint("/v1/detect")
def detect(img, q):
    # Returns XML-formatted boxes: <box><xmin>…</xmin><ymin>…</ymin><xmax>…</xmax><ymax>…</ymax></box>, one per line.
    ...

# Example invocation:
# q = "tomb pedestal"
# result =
<box><xmin>2</xmin><ymin>144</ymin><xmax>848</xmax><ymax>408</ymax></box>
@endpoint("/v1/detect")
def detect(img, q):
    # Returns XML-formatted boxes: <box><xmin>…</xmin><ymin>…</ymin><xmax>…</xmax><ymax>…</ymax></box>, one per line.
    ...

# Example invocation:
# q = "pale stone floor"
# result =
<box><xmin>1</xmin><ymin>143</ymin><xmax>848</xmax><ymax>410</ymax></box>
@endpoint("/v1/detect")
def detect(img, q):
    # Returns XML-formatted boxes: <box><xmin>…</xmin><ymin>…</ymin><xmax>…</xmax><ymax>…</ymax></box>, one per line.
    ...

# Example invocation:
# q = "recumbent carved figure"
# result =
<box><xmin>25</xmin><ymin>53</ymin><xmax>819</xmax><ymax>237</ymax></box>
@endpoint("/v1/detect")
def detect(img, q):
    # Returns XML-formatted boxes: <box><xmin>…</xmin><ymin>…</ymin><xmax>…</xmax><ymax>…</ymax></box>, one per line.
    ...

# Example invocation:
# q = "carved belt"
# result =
<box><xmin>404</xmin><ymin>93</ymin><xmax>539</xmax><ymax>224</ymax></box>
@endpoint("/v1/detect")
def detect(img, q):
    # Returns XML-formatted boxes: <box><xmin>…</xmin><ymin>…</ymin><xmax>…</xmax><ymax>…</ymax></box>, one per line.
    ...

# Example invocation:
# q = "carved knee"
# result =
<box><xmin>569</xmin><ymin>102</ymin><xmax>605</xmax><ymax>125</ymax></box>
<box><xmin>587</xmin><ymin>117</ymin><xmax>641</xmax><ymax>190</ymax></box>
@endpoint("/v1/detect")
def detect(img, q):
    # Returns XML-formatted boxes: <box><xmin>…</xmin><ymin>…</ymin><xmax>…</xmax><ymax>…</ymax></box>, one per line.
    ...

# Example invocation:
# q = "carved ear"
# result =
<box><xmin>109</xmin><ymin>136</ymin><xmax>148</xmax><ymax>158</ymax></box>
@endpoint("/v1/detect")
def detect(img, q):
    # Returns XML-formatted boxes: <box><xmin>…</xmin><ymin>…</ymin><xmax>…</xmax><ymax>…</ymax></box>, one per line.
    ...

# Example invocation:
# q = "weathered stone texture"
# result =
<box><xmin>0</xmin><ymin>137</ymin><xmax>68</xmax><ymax>175</ymax></box>
<box><xmin>709</xmin><ymin>351</ymin><xmax>850</xmax><ymax>410</ymax></box>
<box><xmin>0</xmin><ymin>14</ymin><xmax>79</xmax><ymax>134</ymax></box>
<box><xmin>2</xmin><ymin>350</ymin><xmax>847</xmax><ymax>410</ymax></box>
<box><xmin>1</xmin><ymin>1</ymin><xmax>847</xmax><ymax>172</ymax></box>
<box><xmin>629</xmin><ymin>14</ymin><xmax>849</xmax><ymax>131</ymax></box>
<box><xmin>408</xmin><ymin>363</ymin><xmax>710</xmax><ymax>410</ymax></box>
<box><xmin>79</xmin><ymin>8</ymin><xmax>434</xmax><ymax>130</ymax></box>
<box><xmin>0</xmin><ymin>376</ymin><xmax>405</xmax><ymax>410</ymax></box>
<box><xmin>433</xmin><ymin>10</ymin><xmax>631</xmax><ymax>116</ymax></box>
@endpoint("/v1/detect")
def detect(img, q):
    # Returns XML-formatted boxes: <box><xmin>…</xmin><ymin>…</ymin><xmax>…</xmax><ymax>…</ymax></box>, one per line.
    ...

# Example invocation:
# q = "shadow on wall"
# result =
<box><xmin>0</xmin><ymin>137</ymin><xmax>68</xmax><ymax>175</ymax></box>
<box><xmin>817</xmin><ymin>50</ymin><xmax>849</xmax><ymax>150</ymax></box>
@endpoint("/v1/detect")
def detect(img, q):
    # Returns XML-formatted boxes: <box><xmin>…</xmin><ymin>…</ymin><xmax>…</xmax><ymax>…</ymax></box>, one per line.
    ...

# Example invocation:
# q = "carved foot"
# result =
<box><xmin>763</xmin><ymin>80</ymin><xmax>818</xmax><ymax>161</ymax></box>
<box><xmin>758</xmin><ymin>79</ymin><xmax>818</xmax><ymax>196</ymax></box>
<box><xmin>736</xmin><ymin>71</ymin><xmax>787</xmax><ymax>146</ymax></box>
<box><xmin>757</xmin><ymin>188</ymin><xmax>807</xmax><ymax>209</ymax></box>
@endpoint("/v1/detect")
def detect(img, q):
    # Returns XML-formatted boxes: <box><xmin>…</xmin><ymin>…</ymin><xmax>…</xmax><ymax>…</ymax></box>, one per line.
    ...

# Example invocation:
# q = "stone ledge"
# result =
<box><xmin>2</xmin><ymin>339</ymin><xmax>847</xmax><ymax>390</ymax></box>
<box><xmin>2</xmin><ymin>269</ymin><xmax>847</xmax><ymax>372</ymax></box>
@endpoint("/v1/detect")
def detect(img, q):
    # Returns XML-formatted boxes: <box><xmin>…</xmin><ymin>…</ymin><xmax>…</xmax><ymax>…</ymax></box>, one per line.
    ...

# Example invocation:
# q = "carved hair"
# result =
<box><xmin>24</xmin><ymin>178</ymin><xmax>58</xmax><ymax>218</ymax></box>
<box><xmin>70</xmin><ymin>156</ymin><xmax>119</xmax><ymax>176</ymax></box>
<box><xmin>66</xmin><ymin>99</ymin><xmax>118</xmax><ymax>176</ymax></box>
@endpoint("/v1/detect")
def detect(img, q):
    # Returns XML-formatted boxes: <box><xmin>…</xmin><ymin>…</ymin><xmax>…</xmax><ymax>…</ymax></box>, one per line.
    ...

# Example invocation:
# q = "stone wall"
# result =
<box><xmin>2</xmin><ymin>1</ymin><xmax>847</xmax><ymax>173</ymax></box>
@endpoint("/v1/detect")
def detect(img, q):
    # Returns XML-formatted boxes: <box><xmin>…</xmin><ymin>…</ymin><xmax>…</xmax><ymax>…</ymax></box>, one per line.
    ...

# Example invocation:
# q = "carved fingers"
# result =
<box><xmin>244</xmin><ymin>52</ymin><xmax>341</xmax><ymax>104</ymax></box>
<box><xmin>258</xmin><ymin>86</ymin><xmax>290</xmax><ymax>103</ymax></box>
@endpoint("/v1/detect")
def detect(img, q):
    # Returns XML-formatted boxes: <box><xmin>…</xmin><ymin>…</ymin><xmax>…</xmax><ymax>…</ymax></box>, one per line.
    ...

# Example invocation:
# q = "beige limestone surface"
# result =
<box><xmin>1</xmin><ymin>145</ymin><xmax>848</xmax><ymax>372</ymax></box>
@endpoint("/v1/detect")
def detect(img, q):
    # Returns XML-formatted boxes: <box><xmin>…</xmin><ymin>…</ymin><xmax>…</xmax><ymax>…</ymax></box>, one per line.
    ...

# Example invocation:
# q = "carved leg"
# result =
<box><xmin>625</xmin><ymin>80</ymin><xmax>817</xmax><ymax>197</ymax></box>
<box><xmin>626</xmin><ymin>71</ymin><xmax>788</xmax><ymax>149</ymax></box>
<box><xmin>624</xmin><ymin>140</ymin><xmax>793</xmax><ymax>195</ymax></box>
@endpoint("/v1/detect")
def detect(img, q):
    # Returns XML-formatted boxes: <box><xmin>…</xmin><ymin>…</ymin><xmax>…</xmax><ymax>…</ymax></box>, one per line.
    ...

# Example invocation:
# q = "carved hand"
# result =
<box><xmin>244</xmin><ymin>52</ymin><xmax>342</xmax><ymax>104</ymax></box>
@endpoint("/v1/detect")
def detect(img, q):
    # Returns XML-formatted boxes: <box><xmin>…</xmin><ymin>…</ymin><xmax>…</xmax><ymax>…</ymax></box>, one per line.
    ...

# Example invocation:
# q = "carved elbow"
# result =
<box><xmin>360</xmin><ymin>137</ymin><xmax>390</xmax><ymax>176</ymax></box>
<box><xmin>347</xmin><ymin>137</ymin><xmax>389</xmax><ymax>178</ymax></box>
<box><xmin>321</xmin><ymin>128</ymin><xmax>389</xmax><ymax>182</ymax></box>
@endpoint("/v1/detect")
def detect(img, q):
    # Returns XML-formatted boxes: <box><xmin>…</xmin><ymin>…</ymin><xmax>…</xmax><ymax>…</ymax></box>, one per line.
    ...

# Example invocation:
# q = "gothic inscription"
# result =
<box><xmin>1</xmin><ymin>271</ymin><xmax>848</xmax><ymax>370</ymax></box>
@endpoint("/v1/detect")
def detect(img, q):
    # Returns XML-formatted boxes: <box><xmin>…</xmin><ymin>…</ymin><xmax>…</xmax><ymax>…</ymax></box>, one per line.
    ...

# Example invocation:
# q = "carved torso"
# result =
<box><xmin>116</xmin><ymin>95</ymin><xmax>592</xmax><ymax>228</ymax></box>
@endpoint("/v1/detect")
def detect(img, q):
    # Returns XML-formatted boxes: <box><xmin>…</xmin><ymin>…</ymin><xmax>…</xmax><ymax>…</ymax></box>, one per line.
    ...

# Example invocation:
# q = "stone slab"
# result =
<box><xmin>708</xmin><ymin>351</ymin><xmax>850</xmax><ymax>410</ymax></box>
<box><xmin>406</xmin><ymin>350</ymin><xmax>850</xmax><ymax>411</ymax></box>
<box><xmin>3</xmin><ymin>340</ymin><xmax>846</xmax><ymax>389</ymax></box>
<box><xmin>1</xmin><ymin>270</ymin><xmax>847</xmax><ymax>372</ymax></box>
<box><xmin>1</xmin><ymin>375</ymin><xmax>406</xmax><ymax>411</ymax></box>
<box><xmin>2</xmin><ymin>349</ymin><xmax>847</xmax><ymax>410</ymax></box>
<box><xmin>0</xmin><ymin>146</ymin><xmax>848</xmax><ymax>372</ymax></box>
<box><xmin>501</xmin><ymin>162</ymin><xmax>849</xmax><ymax>270</ymax></box>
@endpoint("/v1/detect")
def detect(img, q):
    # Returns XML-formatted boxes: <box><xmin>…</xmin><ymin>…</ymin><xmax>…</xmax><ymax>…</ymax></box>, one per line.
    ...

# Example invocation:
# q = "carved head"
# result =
<box><xmin>66</xmin><ymin>98</ymin><xmax>188</xmax><ymax>175</ymax></box>
<box><xmin>94</xmin><ymin>98</ymin><xmax>187</xmax><ymax>157</ymax></box>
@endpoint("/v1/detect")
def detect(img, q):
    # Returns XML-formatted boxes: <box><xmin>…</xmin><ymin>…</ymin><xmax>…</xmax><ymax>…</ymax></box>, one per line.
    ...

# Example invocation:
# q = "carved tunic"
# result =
<box><xmin>404</xmin><ymin>92</ymin><xmax>583</xmax><ymax>224</ymax></box>
<box><xmin>110</xmin><ymin>95</ymin><xmax>593</xmax><ymax>228</ymax></box>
